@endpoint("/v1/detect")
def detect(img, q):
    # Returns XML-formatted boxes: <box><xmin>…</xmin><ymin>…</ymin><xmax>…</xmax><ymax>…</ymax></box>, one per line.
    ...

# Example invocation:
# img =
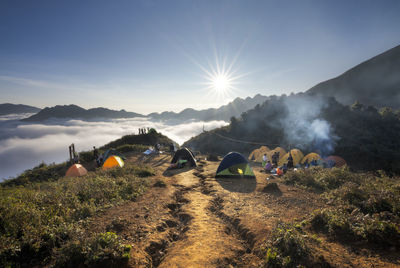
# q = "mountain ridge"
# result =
<box><xmin>0</xmin><ymin>103</ymin><xmax>41</xmax><ymax>115</ymax></box>
<box><xmin>148</xmin><ymin>94</ymin><xmax>269</xmax><ymax>121</ymax></box>
<box><xmin>306</xmin><ymin>44</ymin><xmax>400</xmax><ymax>108</ymax></box>
<box><xmin>21</xmin><ymin>104</ymin><xmax>145</xmax><ymax>122</ymax></box>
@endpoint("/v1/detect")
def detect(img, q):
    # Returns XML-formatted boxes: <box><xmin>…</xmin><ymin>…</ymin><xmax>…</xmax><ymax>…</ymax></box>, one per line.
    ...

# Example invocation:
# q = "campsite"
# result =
<box><xmin>1</xmin><ymin>1</ymin><xmax>400</xmax><ymax>267</ymax></box>
<box><xmin>1</xmin><ymin>129</ymin><xmax>399</xmax><ymax>267</ymax></box>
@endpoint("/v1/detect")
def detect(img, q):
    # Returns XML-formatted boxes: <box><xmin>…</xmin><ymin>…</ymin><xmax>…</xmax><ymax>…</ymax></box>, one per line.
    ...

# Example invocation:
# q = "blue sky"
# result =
<box><xmin>1</xmin><ymin>0</ymin><xmax>400</xmax><ymax>113</ymax></box>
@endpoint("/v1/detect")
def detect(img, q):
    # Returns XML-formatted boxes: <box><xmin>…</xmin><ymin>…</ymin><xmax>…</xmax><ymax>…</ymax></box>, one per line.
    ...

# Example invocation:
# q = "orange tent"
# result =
<box><xmin>102</xmin><ymin>155</ymin><xmax>124</xmax><ymax>170</ymax></box>
<box><xmin>324</xmin><ymin>156</ymin><xmax>347</xmax><ymax>167</ymax></box>
<box><xmin>65</xmin><ymin>164</ymin><xmax>88</xmax><ymax>177</ymax></box>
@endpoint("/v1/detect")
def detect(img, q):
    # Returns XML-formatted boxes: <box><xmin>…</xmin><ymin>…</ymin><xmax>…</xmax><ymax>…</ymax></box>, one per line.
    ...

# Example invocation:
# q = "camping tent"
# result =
<box><xmin>324</xmin><ymin>155</ymin><xmax>347</xmax><ymax>168</ymax></box>
<box><xmin>301</xmin><ymin>153</ymin><xmax>322</xmax><ymax>164</ymax></box>
<box><xmin>278</xmin><ymin>149</ymin><xmax>304</xmax><ymax>166</ymax></box>
<box><xmin>102</xmin><ymin>155</ymin><xmax>125</xmax><ymax>170</ymax></box>
<box><xmin>101</xmin><ymin>149</ymin><xmax>125</xmax><ymax>165</ymax></box>
<box><xmin>65</xmin><ymin>164</ymin><xmax>88</xmax><ymax>177</ymax></box>
<box><xmin>216</xmin><ymin>152</ymin><xmax>255</xmax><ymax>178</ymax></box>
<box><xmin>171</xmin><ymin>147</ymin><xmax>197</xmax><ymax>167</ymax></box>
<box><xmin>248</xmin><ymin>145</ymin><xmax>270</xmax><ymax>162</ymax></box>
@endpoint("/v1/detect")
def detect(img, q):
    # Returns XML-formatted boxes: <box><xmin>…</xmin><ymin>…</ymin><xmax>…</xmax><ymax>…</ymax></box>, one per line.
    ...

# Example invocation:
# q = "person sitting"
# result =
<box><xmin>282</xmin><ymin>163</ymin><xmax>288</xmax><ymax>173</ymax></box>
<box><xmin>304</xmin><ymin>159</ymin><xmax>310</xmax><ymax>169</ymax></box>
<box><xmin>310</xmin><ymin>159</ymin><xmax>318</xmax><ymax>166</ymax></box>
<box><xmin>264</xmin><ymin>161</ymin><xmax>273</xmax><ymax>173</ymax></box>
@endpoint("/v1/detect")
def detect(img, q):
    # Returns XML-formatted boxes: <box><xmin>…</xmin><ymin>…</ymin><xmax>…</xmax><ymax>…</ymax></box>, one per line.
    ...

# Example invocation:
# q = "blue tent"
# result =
<box><xmin>216</xmin><ymin>152</ymin><xmax>255</xmax><ymax>178</ymax></box>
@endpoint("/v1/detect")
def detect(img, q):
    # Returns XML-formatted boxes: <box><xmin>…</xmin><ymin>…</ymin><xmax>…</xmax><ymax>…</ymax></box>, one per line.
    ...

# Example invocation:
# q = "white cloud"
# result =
<box><xmin>0</xmin><ymin>118</ymin><xmax>227</xmax><ymax>179</ymax></box>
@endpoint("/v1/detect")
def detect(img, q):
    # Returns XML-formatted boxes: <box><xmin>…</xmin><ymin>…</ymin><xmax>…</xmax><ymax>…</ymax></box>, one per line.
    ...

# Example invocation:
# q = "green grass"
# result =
<box><xmin>282</xmin><ymin>167</ymin><xmax>361</xmax><ymax>193</ymax></box>
<box><xmin>282</xmin><ymin>167</ymin><xmax>400</xmax><ymax>249</ymax></box>
<box><xmin>0</xmin><ymin>163</ymin><xmax>153</xmax><ymax>267</ymax></box>
<box><xmin>261</xmin><ymin>222</ymin><xmax>328</xmax><ymax>267</ymax></box>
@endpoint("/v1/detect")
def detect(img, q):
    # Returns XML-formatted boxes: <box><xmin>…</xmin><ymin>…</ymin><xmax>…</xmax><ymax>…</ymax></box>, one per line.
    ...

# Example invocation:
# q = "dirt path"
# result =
<box><xmin>87</xmin><ymin>154</ymin><xmax>400</xmax><ymax>267</ymax></box>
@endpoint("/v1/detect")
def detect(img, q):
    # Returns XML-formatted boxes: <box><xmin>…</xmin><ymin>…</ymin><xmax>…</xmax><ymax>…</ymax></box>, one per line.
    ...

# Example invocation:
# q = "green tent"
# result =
<box><xmin>216</xmin><ymin>152</ymin><xmax>255</xmax><ymax>178</ymax></box>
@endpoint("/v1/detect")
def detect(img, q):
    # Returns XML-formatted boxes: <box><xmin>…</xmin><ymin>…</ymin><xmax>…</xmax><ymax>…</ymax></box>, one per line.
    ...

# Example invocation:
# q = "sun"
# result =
<box><xmin>212</xmin><ymin>74</ymin><xmax>230</xmax><ymax>92</ymax></box>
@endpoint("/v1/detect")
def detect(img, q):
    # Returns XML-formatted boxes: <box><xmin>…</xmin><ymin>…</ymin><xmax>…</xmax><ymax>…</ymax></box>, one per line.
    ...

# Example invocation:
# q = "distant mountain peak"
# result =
<box><xmin>21</xmin><ymin>104</ymin><xmax>144</xmax><ymax>122</ymax></box>
<box><xmin>0</xmin><ymin>103</ymin><xmax>41</xmax><ymax>115</ymax></box>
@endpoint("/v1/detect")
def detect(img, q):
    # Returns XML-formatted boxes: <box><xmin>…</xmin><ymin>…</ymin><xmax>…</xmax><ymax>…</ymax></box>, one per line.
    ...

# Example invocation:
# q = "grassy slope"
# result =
<box><xmin>0</xmin><ymin>130</ymin><xmax>172</xmax><ymax>267</ymax></box>
<box><xmin>0</xmin><ymin>163</ymin><xmax>154</xmax><ymax>267</ymax></box>
<box><xmin>261</xmin><ymin>168</ymin><xmax>400</xmax><ymax>267</ymax></box>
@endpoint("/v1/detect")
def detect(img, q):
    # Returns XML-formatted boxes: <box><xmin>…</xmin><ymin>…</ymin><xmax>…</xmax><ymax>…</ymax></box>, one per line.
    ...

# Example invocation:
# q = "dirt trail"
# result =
<box><xmin>87</xmin><ymin>154</ymin><xmax>400</xmax><ymax>267</ymax></box>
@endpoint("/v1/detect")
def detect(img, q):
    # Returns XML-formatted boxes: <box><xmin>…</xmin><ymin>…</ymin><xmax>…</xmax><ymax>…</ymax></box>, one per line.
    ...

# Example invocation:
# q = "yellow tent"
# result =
<box><xmin>278</xmin><ymin>149</ymin><xmax>304</xmax><ymax>166</ymax></box>
<box><xmin>248</xmin><ymin>145</ymin><xmax>270</xmax><ymax>162</ymax></box>
<box><xmin>102</xmin><ymin>155</ymin><xmax>124</xmax><ymax>170</ymax></box>
<box><xmin>301</xmin><ymin>153</ymin><xmax>322</xmax><ymax>164</ymax></box>
<box><xmin>65</xmin><ymin>164</ymin><xmax>88</xmax><ymax>177</ymax></box>
<box><xmin>248</xmin><ymin>148</ymin><xmax>260</xmax><ymax>161</ymax></box>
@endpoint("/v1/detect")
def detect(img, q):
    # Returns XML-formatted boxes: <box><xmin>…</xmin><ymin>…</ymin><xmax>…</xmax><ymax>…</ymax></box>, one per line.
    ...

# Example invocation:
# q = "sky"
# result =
<box><xmin>1</xmin><ymin>0</ymin><xmax>400</xmax><ymax>114</ymax></box>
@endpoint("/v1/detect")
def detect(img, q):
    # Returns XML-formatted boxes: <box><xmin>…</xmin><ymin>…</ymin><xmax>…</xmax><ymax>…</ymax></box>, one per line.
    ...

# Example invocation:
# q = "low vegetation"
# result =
<box><xmin>261</xmin><ymin>222</ymin><xmax>327</xmax><ymax>267</ymax></box>
<box><xmin>1</xmin><ymin>162</ymin><xmax>68</xmax><ymax>187</ymax></box>
<box><xmin>282</xmin><ymin>168</ymin><xmax>400</xmax><ymax>250</ymax></box>
<box><xmin>262</xmin><ymin>168</ymin><xmax>400</xmax><ymax>266</ymax></box>
<box><xmin>0</xmin><ymin>163</ymin><xmax>153</xmax><ymax>267</ymax></box>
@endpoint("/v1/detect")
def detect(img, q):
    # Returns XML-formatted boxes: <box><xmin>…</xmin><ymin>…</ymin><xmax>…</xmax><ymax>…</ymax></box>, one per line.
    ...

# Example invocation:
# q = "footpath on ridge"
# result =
<box><xmin>87</xmin><ymin>154</ymin><xmax>397</xmax><ymax>267</ymax></box>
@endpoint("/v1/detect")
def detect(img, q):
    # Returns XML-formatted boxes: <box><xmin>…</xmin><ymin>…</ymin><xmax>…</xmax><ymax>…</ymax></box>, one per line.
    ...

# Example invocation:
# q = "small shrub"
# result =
<box><xmin>55</xmin><ymin>232</ymin><xmax>131</xmax><ymax>267</ymax></box>
<box><xmin>283</xmin><ymin>167</ymin><xmax>361</xmax><ymax>193</ymax></box>
<box><xmin>262</xmin><ymin>223</ymin><xmax>321</xmax><ymax>267</ymax></box>
<box><xmin>207</xmin><ymin>154</ymin><xmax>219</xmax><ymax>161</ymax></box>
<box><xmin>153</xmin><ymin>180</ymin><xmax>167</xmax><ymax>188</ymax></box>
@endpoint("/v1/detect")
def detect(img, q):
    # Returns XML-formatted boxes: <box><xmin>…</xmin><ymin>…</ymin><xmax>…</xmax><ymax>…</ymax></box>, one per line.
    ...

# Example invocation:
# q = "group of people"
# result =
<box><xmin>262</xmin><ymin>152</ymin><xmax>293</xmax><ymax>175</ymax></box>
<box><xmin>93</xmin><ymin>146</ymin><xmax>103</xmax><ymax>167</ymax></box>
<box><xmin>261</xmin><ymin>152</ymin><xmax>320</xmax><ymax>176</ymax></box>
<box><xmin>138</xmin><ymin>127</ymin><xmax>150</xmax><ymax>134</ymax></box>
<box><xmin>69</xmin><ymin>144</ymin><xmax>79</xmax><ymax>164</ymax></box>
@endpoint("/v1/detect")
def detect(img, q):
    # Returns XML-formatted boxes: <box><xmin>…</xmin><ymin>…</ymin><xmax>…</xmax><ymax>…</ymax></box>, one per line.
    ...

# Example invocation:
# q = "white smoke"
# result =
<box><xmin>280</xmin><ymin>95</ymin><xmax>338</xmax><ymax>155</ymax></box>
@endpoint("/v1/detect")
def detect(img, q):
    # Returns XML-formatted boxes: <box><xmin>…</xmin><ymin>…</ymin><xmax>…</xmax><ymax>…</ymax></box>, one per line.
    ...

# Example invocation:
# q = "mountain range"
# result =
<box><xmin>21</xmin><ymin>105</ymin><xmax>144</xmax><ymax>122</ymax></box>
<box><xmin>0</xmin><ymin>103</ymin><xmax>40</xmax><ymax>115</ymax></box>
<box><xmin>148</xmin><ymin>94</ymin><xmax>269</xmax><ymax>121</ymax></box>
<box><xmin>3</xmin><ymin>94</ymin><xmax>269</xmax><ymax>122</ymax></box>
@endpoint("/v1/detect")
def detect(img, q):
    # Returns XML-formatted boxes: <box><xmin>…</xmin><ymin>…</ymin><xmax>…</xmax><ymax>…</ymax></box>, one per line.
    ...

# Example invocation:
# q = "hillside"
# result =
<box><xmin>1</xmin><ymin>153</ymin><xmax>399</xmax><ymax>267</ymax></box>
<box><xmin>307</xmin><ymin>44</ymin><xmax>400</xmax><ymax>109</ymax></box>
<box><xmin>148</xmin><ymin>94</ymin><xmax>269</xmax><ymax>122</ymax></box>
<box><xmin>0</xmin><ymin>103</ymin><xmax>41</xmax><ymax>115</ymax></box>
<box><xmin>183</xmin><ymin>94</ymin><xmax>400</xmax><ymax>173</ymax></box>
<box><xmin>21</xmin><ymin>104</ymin><xmax>144</xmax><ymax>122</ymax></box>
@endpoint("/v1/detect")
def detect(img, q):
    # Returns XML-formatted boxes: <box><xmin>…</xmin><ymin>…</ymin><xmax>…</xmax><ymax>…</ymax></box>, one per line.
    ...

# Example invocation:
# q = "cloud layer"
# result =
<box><xmin>0</xmin><ymin>117</ymin><xmax>227</xmax><ymax>180</ymax></box>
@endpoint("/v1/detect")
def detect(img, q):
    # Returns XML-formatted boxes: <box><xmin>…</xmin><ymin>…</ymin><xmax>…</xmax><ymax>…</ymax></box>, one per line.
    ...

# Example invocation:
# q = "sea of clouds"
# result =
<box><xmin>0</xmin><ymin>114</ymin><xmax>227</xmax><ymax>180</ymax></box>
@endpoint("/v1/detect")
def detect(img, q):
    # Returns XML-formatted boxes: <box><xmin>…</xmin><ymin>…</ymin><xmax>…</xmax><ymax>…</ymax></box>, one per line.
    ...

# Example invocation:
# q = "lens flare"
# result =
<box><xmin>212</xmin><ymin>74</ymin><xmax>230</xmax><ymax>92</ymax></box>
